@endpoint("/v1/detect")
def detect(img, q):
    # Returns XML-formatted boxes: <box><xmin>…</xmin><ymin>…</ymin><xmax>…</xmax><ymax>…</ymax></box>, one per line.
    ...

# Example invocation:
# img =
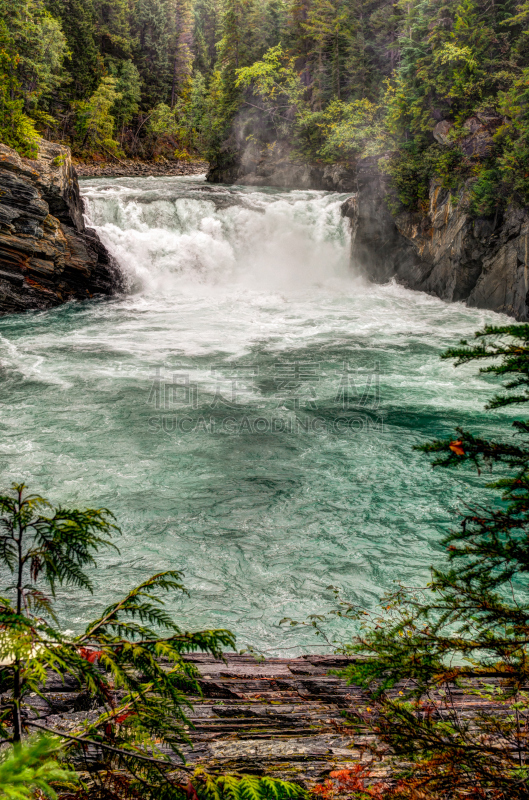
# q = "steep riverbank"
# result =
<box><xmin>341</xmin><ymin>155</ymin><xmax>529</xmax><ymax>321</ymax></box>
<box><xmin>0</xmin><ymin>141</ymin><xmax>122</xmax><ymax>314</ymax></box>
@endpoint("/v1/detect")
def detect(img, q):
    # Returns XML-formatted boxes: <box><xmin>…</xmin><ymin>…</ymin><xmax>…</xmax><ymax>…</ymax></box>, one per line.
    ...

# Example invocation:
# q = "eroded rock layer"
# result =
<box><xmin>0</xmin><ymin>141</ymin><xmax>122</xmax><ymax>315</ymax></box>
<box><xmin>20</xmin><ymin>653</ymin><xmax>520</xmax><ymax>786</ymax></box>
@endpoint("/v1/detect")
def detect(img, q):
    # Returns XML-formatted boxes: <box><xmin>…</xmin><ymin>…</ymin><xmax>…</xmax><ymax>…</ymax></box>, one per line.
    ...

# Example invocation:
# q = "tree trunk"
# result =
<box><xmin>13</xmin><ymin>497</ymin><xmax>24</xmax><ymax>743</ymax></box>
<box><xmin>171</xmin><ymin>53</ymin><xmax>178</xmax><ymax>108</ymax></box>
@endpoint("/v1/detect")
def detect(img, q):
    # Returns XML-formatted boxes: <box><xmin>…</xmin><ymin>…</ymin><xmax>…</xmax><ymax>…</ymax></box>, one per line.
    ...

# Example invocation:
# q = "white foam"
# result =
<box><xmin>83</xmin><ymin>182</ymin><xmax>352</xmax><ymax>298</ymax></box>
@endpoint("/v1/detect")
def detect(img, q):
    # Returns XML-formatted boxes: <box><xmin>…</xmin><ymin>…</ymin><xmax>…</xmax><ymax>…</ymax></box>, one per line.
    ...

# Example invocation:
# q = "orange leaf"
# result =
<box><xmin>449</xmin><ymin>439</ymin><xmax>465</xmax><ymax>456</ymax></box>
<box><xmin>78</xmin><ymin>647</ymin><xmax>103</xmax><ymax>664</ymax></box>
<box><xmin>115</xmin><ymin>710</ymin><xmax>135</xmax><ymax>725</ymax></box>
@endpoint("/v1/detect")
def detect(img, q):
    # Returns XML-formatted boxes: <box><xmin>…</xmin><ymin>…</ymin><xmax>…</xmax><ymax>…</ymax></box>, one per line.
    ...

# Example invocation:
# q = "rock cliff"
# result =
<box><xmin>342</xmin><ymin>156</ymin><xmax>529</xmax><ymax>320</ymax></box>
<box><xmin>0</xmin><ymin>140</ymin><xmax>122</xmax><ymax>315</ymax></box>
<box><xmin>207</xmin><ymin>140</ymin><xmax>357</xmax><ymax>192</ymax></box>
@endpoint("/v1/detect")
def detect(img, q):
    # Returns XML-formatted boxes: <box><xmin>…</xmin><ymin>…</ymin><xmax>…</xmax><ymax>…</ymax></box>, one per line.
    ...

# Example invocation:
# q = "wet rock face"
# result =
<box><xmin>341</xmin><ymin>157</ymin><xmax>425</xmax><ymax>288</ymax></box>
<box><xmin>0</xmin><ymin>141</ymin><xmax>122</xmax><ymax>315</ymax></box>
<box><xmin>207</xmin><ymin>141</ymin><xmax>357</xmax><ymax>192</ymax></box>
<box><xmin>344</xmin><ymin>157</ymin><xmax>529</xmax><ymax>320</ymax></box>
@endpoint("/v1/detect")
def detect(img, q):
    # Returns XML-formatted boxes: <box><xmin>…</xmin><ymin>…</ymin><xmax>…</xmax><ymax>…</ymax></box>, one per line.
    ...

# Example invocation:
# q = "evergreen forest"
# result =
<box><xmin>5</xmin><ymin>0</ymin><xmax>529</xmax><ymax>213</ymax></box>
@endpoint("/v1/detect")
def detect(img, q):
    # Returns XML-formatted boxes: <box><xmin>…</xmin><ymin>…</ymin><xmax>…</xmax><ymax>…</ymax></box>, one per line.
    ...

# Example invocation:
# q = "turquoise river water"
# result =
<box><xmin>0</xmin><ymin>175</ymin><xmax>515</xmax><ymax>652</ymax></box>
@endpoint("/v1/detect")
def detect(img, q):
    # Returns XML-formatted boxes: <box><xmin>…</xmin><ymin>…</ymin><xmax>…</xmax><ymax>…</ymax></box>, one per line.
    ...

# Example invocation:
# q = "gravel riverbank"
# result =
<box><xmin>75</xmin><ymin>159</ymin><xmax>209</xmax><ymax>178</ymax></box>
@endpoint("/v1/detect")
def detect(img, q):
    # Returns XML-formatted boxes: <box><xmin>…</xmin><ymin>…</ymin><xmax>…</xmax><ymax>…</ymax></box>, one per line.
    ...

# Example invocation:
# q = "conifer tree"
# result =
<box><xmin>45</xmin><ymin>0</ymin><xmax>102</xmax><ymax>100</ymax></box>
<box><xmin>93</xmin><ymin>0</ymin><xmax>133</xmax><ymax>62</ymax></box>
<box><xmin>132</xmin><ymin>0</ymin><xmax>172</xmax><ymax>106</ymax></box>
<box><xmin>170</xmin><ymin>0</ymin><xmax>195</xmax><ymax>106</ymax></box>
<box><xmin>193</xmin><ymin>0</ymin><xmax>221</xmax><ymax>75</ymax></box>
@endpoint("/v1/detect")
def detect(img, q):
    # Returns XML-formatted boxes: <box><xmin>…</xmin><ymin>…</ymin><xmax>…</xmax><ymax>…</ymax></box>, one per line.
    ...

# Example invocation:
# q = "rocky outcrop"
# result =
<box><xmin>22</xmin><ymin>653</ymin><xmax>516</xmax><ymax>786</ymax></box>
<box><xmin>207</xmin><ymin>140</ymin><xmax>357</xmax><ymax>192</ymax></box>
<box><xmin>342</xmin><ymin>156</ymin><xmax>529</xmax><ymax>320</ymax></box>
<box><xmin>0</xmin><ymin>140</ymin><xmax>122</xmax><ymax>315</ymax></box>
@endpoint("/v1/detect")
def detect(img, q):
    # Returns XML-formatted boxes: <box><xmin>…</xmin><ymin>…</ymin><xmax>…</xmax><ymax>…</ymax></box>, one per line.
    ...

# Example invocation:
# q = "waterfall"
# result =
<box><xmin>81</xmin><ymin>179</ymin><xmax>353</xmax><ymax>295</ymax></box>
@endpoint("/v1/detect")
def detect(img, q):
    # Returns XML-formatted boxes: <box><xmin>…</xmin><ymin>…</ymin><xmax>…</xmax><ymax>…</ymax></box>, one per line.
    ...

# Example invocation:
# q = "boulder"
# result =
<box><xmin>433</xmin><ymin>120</ymin><xmax>453</xmax><ymax>145</ymax></box>
<box><xmin>460</xmin><ymin>115</ymin><xmax>498</xmax><ymax>159</ymax></box>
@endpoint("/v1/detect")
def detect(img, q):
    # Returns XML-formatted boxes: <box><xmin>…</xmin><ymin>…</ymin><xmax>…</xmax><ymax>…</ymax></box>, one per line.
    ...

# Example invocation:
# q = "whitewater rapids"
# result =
<box><xmin>0</xmin><ymin>175</ymin><xmax>512</xmax><ymax>652</ymax></box>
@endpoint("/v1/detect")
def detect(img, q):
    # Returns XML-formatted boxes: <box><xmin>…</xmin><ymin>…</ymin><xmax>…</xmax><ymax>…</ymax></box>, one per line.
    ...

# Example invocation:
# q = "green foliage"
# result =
<box><xmin>192</xmin><ymin>772</ymin><xmax>306</xmax><ymax>800</ymax></box>
<box><xmin>0</xmin><ymin>95</ymin><xmax>40</xmax><ymax>158</ymax></box>
<box><xmin>235</xmin><ymin>45</ymin><xmax>304</xmax><ymax>105</ymax></box>
<box><xmin>75</xmin><ymin>77</ymin><xmax>122</xmax><ymax>155</ymax></box>
<box><xmin>172</xmin><ymin>71</ymin><xmax>215</xmax><ymax>154</ymax></box>
<box><xmin>336</xmin><ymin>324</ymin><xmax>529</xmax><ymax>798</ymax></box>
<box><xmin>376</xmin><ymin>0</ymin><xmax>529</xmax><ymax>211</ymax></box>
<box><xmin>0</xmin><ymin>484</ymin><xmax>233</xmax><ymax>770</ymax></box>
<box><xmin>148</xmin><ymin>102</ymin><xmax>179</xmax><ymax>139</ymax></box>
<box><xmin>235</xmin><ymin>45</ymin><xmax>308</xmax><ymax>140</ymax></box>
<box><xmin>0</xmin><ymin>737</ymin><xmax>76</xmax><ymax>800</ymax></box>
<box><xmin>382</xmin><ymin>143</ymin><xmax>464</xmax><ymax>212</ymax></box>
<box><xmin>312</xmin><ymin>98</ymin><xmax>388</xmax><ymax>161</ymax></box>
<box><xmin>45</xmin><ymin>0</ymin><xmax>102</xmax><ymax>100</ymax></box>
<box><xmin>210</xmin><ymin>0</ymin><xmax>529</xmax><ymax>212</ymax></box>
<box><xmin>112</xmin><ymin>60</ymin><xmax>142</xmax><ymax>130</ymax></box>
<box><xmin>469</xmin><ymin>166</ymin><xmax>502</xmax><ymax>216</ymax></box>
<box><xmin>0</xmin><ymin>0</ymin><xmax>68</xmax><ymax>113</ymax></box>
<box><xmin>0</xmin><ymin>0</ymin><xmax>65</xmax><ymax>155</ymax></box>
<box><xmin>1</xmin><ymin>0</ymin><xmax>528</xmax><ymax>188</ymax></box>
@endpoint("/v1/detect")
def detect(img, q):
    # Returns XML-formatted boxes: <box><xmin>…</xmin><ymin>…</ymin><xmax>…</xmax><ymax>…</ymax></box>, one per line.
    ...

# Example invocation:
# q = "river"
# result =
<box><xmin>0</xmin><ymin>175</ymin><xmax>512</xmax><ymax>652</ymax></box>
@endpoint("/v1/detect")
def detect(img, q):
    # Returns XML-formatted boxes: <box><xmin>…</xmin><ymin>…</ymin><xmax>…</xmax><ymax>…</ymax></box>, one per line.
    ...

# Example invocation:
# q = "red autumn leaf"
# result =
<box><xmin>115</xmin><ymin>710</ymin><xmax>135</xmax><ymax>725</ymax></box>
<box><xmin>330</xmin><ymin>770</ymin><xmax>353</xmax><ymax>780</ymax></box>
<box><xmin>311</xmin><ymin>784</ymin><xmax>333</xmax><ymax>800</ymax></box>
<box><xmin>78</xmin><ymin>647</ymin><xmax>103</xmax><ymax>664</ymax></box>
<box><xmin>449</xmin><ymin>439</ymin><xmax>465</xmax><ymax>456</ymax></box>
<box><xmin>184</xmin><ymin>781</ymin><xmax>199</xmax><ymax>800</ymax></box>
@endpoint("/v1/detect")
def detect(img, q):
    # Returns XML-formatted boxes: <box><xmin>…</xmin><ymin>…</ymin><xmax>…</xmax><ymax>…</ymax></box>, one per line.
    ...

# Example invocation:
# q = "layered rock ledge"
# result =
<box><xmin>0</xmin><ymin>140</ymin><xmax>122</xmax><ymax>315</ymax></box>
<box><xmin>19</xmin><ymin>652</ymin><xmax>516</xmax><ymax>787</ymax></box>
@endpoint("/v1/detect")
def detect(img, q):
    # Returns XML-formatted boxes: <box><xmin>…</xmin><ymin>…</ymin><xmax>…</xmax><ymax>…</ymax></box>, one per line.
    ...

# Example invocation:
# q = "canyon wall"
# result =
<box><xmin>0</xmin><ymin>141</ymin><xmax>122</xmax><ymax>315</ymax></box>
<box><xmin>207</xmin><ymin>140</ymin><xmax>357</xmax><ymax>193</ymax></box>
